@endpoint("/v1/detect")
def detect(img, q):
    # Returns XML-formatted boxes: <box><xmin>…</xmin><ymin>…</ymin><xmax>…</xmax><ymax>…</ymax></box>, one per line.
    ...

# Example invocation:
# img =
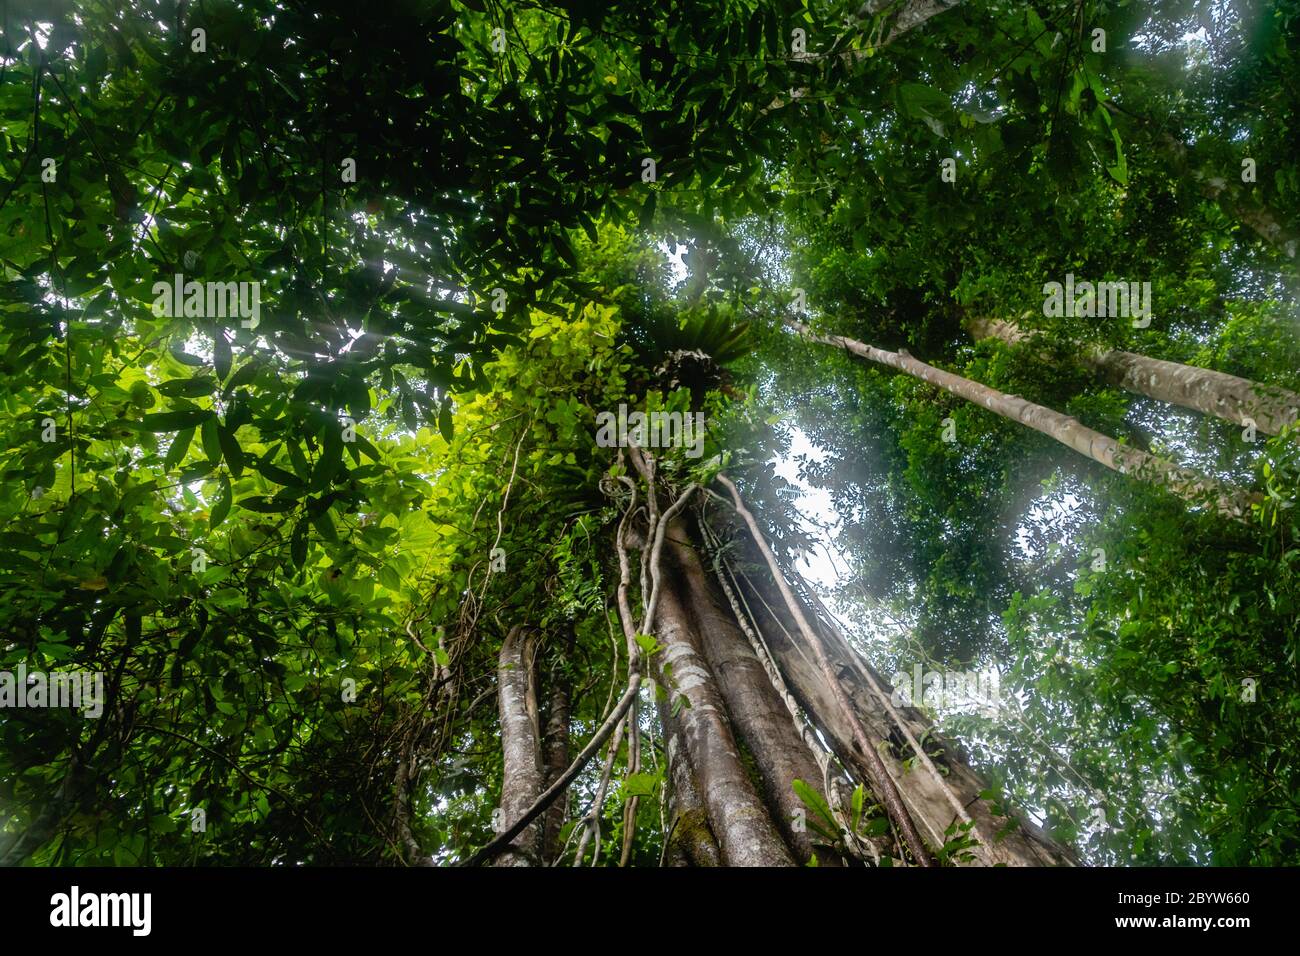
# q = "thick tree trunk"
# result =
<box><xmin>793</xmin><ymin>321</ymin><xmax>1259</xmax><ymax>519</ymax></box>
<box><xmin>495</xmin><ymin>624</ymin><xmax>543</xmax><ymax>866</ymax></box>
<box><xmin>969</xmin><ymin>316</ymin><xmax>1300</xmax><ymax>436</ymax></box>
<box><xmin>651</xmin><ymin>562</ymin><xmax>796</xmax><ymax>866</ymax></box>
<box><xmin>656</xmin><ymin>692</ymin><xmax>721</xmax><ymax>866</ymax></box>
<box><xmin>722</xmin><ymin>529</ymin><xmax>1076</xmax><ymax>866</ymax></box>
<box><xmin>664</xmin><ymin>515</ymin><xmax>838</xmax><ymax>865</ymax></box>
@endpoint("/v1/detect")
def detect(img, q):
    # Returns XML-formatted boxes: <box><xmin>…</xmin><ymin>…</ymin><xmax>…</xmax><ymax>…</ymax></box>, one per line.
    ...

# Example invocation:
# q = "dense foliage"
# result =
<box><xmin>1</xmin><ymin>0</ymin><xmax>1297</xmax><ymax>866</ymax></box>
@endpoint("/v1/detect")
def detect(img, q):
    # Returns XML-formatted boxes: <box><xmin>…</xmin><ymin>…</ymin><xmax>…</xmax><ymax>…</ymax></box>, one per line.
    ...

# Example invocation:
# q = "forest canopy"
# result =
<box><xmin>1</xmin><ymin>0</ymin><xmax>1298</xmax><ymax>868</ymax></box>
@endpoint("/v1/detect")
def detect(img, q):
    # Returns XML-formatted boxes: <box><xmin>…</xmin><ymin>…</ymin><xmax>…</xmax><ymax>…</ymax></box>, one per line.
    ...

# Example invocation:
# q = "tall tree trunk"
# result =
<box><xmin>969</xmin><ymin>316</ymin><xmax>1300</xmax><ymax>436</ymax></box>
<box><xmin>1104</xmin><ymin>100</ymin><xmax>1299</xmax><ymax>261</ymax></box>
<box><xmin>0</xmin><ymin>755</ymin><xmax>87</xmax><ymax>867</ymax></box>
<box><xmin>873</xmin><ymin>0</ymin><xmax>964</xmax><ymax>43</ymax></box>
<box><xmin>651</xmin><ymin>560</ymin><xmax>796</xmax><ymax>866</ymax></box>
<box><xmin>539</xmin><ymin>644</ymin><xmax>571</xmax><ymax>864</ymax></box>
<box><xmin>765</xmin><ymin>0</ymin><xmax>965</xmax><ymax>114</ymax></box>
<box><xmin>495</xmin><ymin>624</ymin><xmax>543</xmax><ymax>866</ymax></box>
<box><xmin>720</xmin><ymin>523</ymin><xmax>1077</xmax><ymax>866</ymax></box>
<box><xmin>664</xmin><ymin>514</ymin><xmax>839</xmax><ymax>864</ymax></box>
<box><xmin>792</xmin><ymin>321</ymin><xmax>1259</xmax><ymax>519</ymax></box>
<box><xmin>656</xmin><ymin>691</ymin><xmax>721</xmax><ymax>866</ymax></box>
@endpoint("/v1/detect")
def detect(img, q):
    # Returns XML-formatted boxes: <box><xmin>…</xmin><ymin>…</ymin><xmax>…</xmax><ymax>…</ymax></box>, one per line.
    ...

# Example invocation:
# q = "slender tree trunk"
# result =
<box><xmin>764</xmin><ymin>0</ymin><xmax>964</xmax><ymax>113</ymax></box>
<box><xmin>969</xmin><ymin>316</ymin><xmax>1300</xmax><ymax>436</ymax></box>
<box><xmin>0</xmin><ymin>755</ymin><xmax>86</xmax><ymax>867</ymax></box>
<box><xmin>651</xmin><ymin>561</ymin><xmax>796</xmax><ymax>866</ymax></box>
<box><xmin>1182</xmin><ymin>154</ymin><xmax>1298</xmax><ymax>259</ymax></box>
<box><xmin>539</xmin><ymin>646</ymin><xmax>571</xmax><ymax>864</ymax></box>
<box><xmin>721</xmin><ymin>525</ymin><xmax>1077</xmax><ymax>866</ymax></box>
<box><xmin>495</xmin><ymin>624</ymin><xmax>543</xmax><ymax>866</ymax></box>
<box><xmin>874</xmin><ymin>0</ymin><xmax>964</xmax><ymax>43</ymax></box>
<box><xmin>1104</xmin><ymin>101</ymin><xmax>1299</xmax><ymax>261</ymax></box>
<box><xmin>664</xmin><ymin>514</ymin><xmax>838</xmax><ymax>864</ymax></box>
<box><xmin>792</xmin><ymin>321</ymin><xmax>1259</xmax><ymax>519</ymax></box>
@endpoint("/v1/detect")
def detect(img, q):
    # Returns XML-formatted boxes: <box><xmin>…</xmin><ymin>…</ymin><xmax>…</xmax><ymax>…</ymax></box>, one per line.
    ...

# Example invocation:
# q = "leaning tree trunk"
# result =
<box><xmin>1103</xmin><ymin>100</ymin><xmax>1299</xmax><ymax>262</ymax></box>
<box><xmin>715</xmin><ymin>510</ymin><xmax>1077</xmax><ymax>866</ymax></box>
<box><xmin>495</xmin><ymin>624</ymin><xmax>543</xmax><ymax>866</ymax></box>
<box><xmin>764</xmin><ymin>0</ymin><xmax>965</xmax><ymax>114</ymax></box>
<box><xmin>792</xmin><ymin>321</ymin><xmax>1259</xmax><ymax>520</ymax></box>
<box><xmin>651</xmin><ymin>553</ymin><xmax>796</xmax><ymax>866</ymax></box>
<box><xmin>664</xmin><ymin>514</ymin><xmax>840</xmax><ymax>865</ymax></box>
<box><xmin>968</xmin><ymin>316</ymin><xmax>1300</xmax><ymax>437</ymax></box>
<box><xmin>1176</xmin><ymin>142</ymin><xmax>1298</xmax><ymax>260</ymax></box>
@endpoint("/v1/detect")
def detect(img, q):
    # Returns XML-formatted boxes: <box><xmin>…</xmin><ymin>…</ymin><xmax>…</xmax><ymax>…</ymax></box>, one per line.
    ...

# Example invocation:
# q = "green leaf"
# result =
<box><xmin>311</xmin><ymin>507</ymin><xmax>337</xmax><ymax>542</ymax></box>
<box><xmin>218</xmin><ymin>423</ymin><xmax>244</xmax><ymax>478</ymax></box>
<box><xmin>378</xmin><ymin>564</ymin><xmax>402</xmax><ymax>591</ymax></box>
<box><xmin>792</xmin><ymin>778</ymin><xmax>839</xmax><ymax>834</ymax></box>
<box><xmin>635</xmin><ymin>633</ymin><xmax>662</xmax><ymax>657</ymax></box>
<box><xmin>253</xmin><ymin>459</ymin><xmax>302</xmax><ymax>487</ymax></box>
<box><xmin>224</xmin><ymin>361</ymin><xmax>258</xmax><ymax>395</ymax></box>
<box><xmin>290</xmin><ymin>518</ymin><xmax>309</xmax><ymax>568</ymax></box>
<box><xmin>621</xmin><ymin>772</ymin><xmax>661</xmax><ymax>798</ymax></box>
<box><xmin>143</xmin><ymin>409</ymin><xmax>211</xmax><ymax>432</ymax></box>
<box><xmin>156</xmin><ymin>376</ymin><xmax>217</xmax><ymax>398</ymax></box>
<box><xmin>438</xmin><ymin>401</ymin><xmax>454</xmax><ymax>443</ymax></box>
<box><xmin>210</xmin><ymin>475</ymin><xmax>232</xmax><ymax>529</ymax></box>
<box><xmin>214</xmin><ymin>331</ymin><xmax>232</xmax><ymax>382</ymax></box>
<box><xmin>164</xmin><ymin>427</ymin><xmax>195</xmax><ymax>470</ymax></box>
<box><xmin>201</xmin><ymin>416</ymin><xmax>223</xmax><ymax>465</ymax></box>
<box><xmin>169</xmin><ymin>344</ymin><xmax>206</xmax><ymax>367</ymax></box>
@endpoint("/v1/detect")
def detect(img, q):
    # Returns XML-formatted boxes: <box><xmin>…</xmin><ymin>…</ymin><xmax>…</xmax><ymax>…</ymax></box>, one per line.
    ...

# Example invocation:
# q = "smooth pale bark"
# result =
<box><xmin>664</xmin><ymin>516</ymin><xmax>837</xmax><ymax>865</ymax></box>
<box><xmin>969</xmin><ymin>316</ymin><xmax>1300</xmax><ymax>436</ymax></box>
<box><xmin>539</xmin><ymin>660</ymin><xmax>571</xmax><ymax>864</ymax></box>
<box><xmin>725</xmin><ymin>538</ymin><xmax>1076</xmax><ymax>866</ymax></box>
<box><xmin>467</xmin><ymin>676</ymin><xmax>641</xmax><ymax>867</ymax></box>
<box><xmin>764</xmin><ymin>0</ymin><xmax>964</xmax><ymax>113</ymax></box>
<box><xmin>869</xmin><ymin>0</ymin><xmax>964</xmax><ymax>43</ymax></box>
<box><xmin>495</xmin><ymin>624</ymin><xmax>543</xmax><ymax>866</ymax></box>
<box><xmin>793</xmin><ymin>322</ymin><xmax>1260</xmax><ymax>520</ymax></box>
<box><xmin>652</xmin><ymin>563</ymin><xmax>795</xmax><ymax>866</ymax></box>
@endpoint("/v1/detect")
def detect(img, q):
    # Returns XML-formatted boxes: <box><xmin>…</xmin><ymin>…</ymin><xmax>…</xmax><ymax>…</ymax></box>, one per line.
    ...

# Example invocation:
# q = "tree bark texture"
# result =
<box><xmin>719</xmin><ymin>519</ymin><xmax>1077</xmax><ymax>866</ymax></box>
<box><xmin>664</xmin><ymin>514</ymin><xmax>839</xmax><ymax>864</ymax></box>
<box><xmin>969</xmin><ymin>315</ymin><xmax>1300</xmax><ymax>436</ymax></box>
<box><xmin>794</xmin><ymin>321</ymin><xmax>1259</xmax><ymax>519</ymax></box>
<box><xmin>495</xmin><ymin>624</ymin><xmax>543</xmax><ymax>866</ymax></box>
<box><xmin>651</xmin><ymin>557</ymin><xmax>796</xmax><ymax>866</ymax></box>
